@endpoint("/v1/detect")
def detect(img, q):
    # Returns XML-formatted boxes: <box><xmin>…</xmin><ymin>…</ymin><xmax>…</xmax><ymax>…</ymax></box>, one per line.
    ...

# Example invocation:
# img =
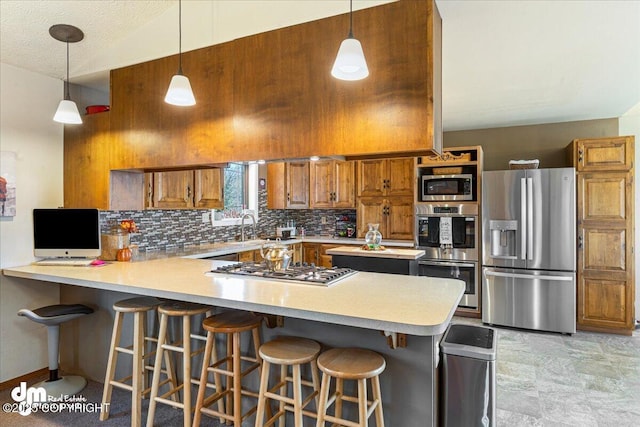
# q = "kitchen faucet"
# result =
<box><xmin>240</xmin><ymin>212</ymin><xmax>257</xmax><ymax>242</ymax></box>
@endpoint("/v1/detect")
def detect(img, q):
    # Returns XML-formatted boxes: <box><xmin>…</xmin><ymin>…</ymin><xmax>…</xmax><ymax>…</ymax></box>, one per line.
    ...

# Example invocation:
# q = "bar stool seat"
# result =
<box><xmin>255</xmin><ymin>336</ymin><xmax>321</xmax><ymax>427</ymax></box>
<box><xmin>315</xmin><ymin>348</ymin><xmax>386</xmax><ymax>427</ymax></box>
<box><xmin>100</xmin><ymin>296</ymin><xmax>175</xmax><ymax>427</ymax></box>
<box><xmin>146</xmin><ymin>301</ymin><xmax>213</xmax><ymax>427</ymax></box>
<box><xmin>17</xmin><ymin>304</ymin><xmax>94</xmax><ymax>399</ymax></box>
<box><xmin>193</xmin><ymin>310</ymin><xmax>264</xmax><ymax>426</ymax></box>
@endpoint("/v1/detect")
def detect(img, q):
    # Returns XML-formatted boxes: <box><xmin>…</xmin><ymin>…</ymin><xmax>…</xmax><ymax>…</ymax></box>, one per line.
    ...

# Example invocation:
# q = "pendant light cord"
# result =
<box><xmin>64</xmin><ymin>40</ymin><xmax>70</xmax><ymax>100</ymax></box>
<box><xmin>178</xmin><ymin>0</ymin><xmax>183</xmax><ymax>75</ymax></box>
<box><xmin>348</xmin><ymin>0</ymin><xmax>354</xmax><ymax>38</ymax></box>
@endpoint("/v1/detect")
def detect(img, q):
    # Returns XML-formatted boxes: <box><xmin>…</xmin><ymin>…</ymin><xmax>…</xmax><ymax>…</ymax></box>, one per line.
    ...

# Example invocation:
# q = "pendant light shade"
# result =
<box><xmin>331</xmin><ymin>0</ymin><xmax>368</xmax><ymax>81</ymax></box>
<box><xmin>50</xmin><ymin>24</ymin><xmax>83</xmax><ymax>124</ymax></box>
<box><xmin>166</xmin><ymin>0</ymin><xmax>195</xmax><ymax>106</ymax></box>
<box><xmin>165</xmin><ymin>74</ymin><xmax>196</xmax><ymax>106</ymax></box>
<box><xmin>54</xmin><ymin>99</ymin><xmax>82</xmax><ymax>124</ymax></box>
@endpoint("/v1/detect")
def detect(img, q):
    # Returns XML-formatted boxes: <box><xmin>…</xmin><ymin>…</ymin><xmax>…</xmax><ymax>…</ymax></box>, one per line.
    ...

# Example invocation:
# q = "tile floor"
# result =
<box><xmin>2</xmin><ymin>318</ymin><xmax>639</xmax><ymax>426</ymax></box>
<box><xmin>455</xmin><ymin>317</ymin><xmax>640</xmax><ymax>426</ymax></box>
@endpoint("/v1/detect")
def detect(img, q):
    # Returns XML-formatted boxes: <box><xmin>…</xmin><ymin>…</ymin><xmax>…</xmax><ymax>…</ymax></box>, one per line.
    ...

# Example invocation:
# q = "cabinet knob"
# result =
<box><xmin>578</xmin><ymin>148</ymin><xmax>583</xmax><ymax>163</ymax></box>
<box><xmin>186</xmin><ymin>185</ymin><xmax>192</xmax><ymax>199</ymax></box>
<box><xmin>578</xmin><ymin>234</ymin><xmax>583</xmax><ymax>249</ymax></box>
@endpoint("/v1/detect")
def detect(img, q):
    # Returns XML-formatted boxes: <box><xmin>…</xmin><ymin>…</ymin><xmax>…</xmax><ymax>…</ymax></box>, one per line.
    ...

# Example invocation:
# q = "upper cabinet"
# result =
<box><xmin>147</xmin><ymin>168</ymin><xmax>224</xmax><ymax>209</ymax></box>
<box><xmin>309</xmin><ymin>160</ymin><xmax>356</xmax><ymax>209</ymax></box>
<box><xmin>568</xmin><ymin>136</ymin><xmax>634</xmax><ymax>172</ymax></box>
<box><xmin>267</xmin><ymin>162</ymin><xmax>309</xmax><ymax>209</ymax></box>
<box><xmin>357</xmin><ymin>158</ymin><xmax>414</xmax><ymax>198</ymax></box>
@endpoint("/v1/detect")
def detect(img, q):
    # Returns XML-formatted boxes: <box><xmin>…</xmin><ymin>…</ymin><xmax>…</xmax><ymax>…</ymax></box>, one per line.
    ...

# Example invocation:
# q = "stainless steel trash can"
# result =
<box><xmin>441</xmin><ymin>324</ymin><xmax>497</xmax><ymax>427</ymax></box>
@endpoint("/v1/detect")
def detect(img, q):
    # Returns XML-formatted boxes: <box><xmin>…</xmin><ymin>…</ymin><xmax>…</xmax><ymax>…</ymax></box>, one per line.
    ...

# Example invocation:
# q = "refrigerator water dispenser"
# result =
<box><xmin>489</xmin><ymin>220</ymin><xmax>517</xmax><ymax>259</ymax></box>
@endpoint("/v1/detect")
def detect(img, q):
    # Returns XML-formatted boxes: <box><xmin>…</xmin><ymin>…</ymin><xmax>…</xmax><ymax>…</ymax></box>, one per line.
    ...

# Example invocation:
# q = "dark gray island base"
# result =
<box><xmin>327</xmin><ymin>246</ymin><xmax>425</xmax><ymax>276</ymax></box>
<box><xmin>332</xmin><ymin>254</ymin><xmax>419</xmax><ymax>275</ymax></box>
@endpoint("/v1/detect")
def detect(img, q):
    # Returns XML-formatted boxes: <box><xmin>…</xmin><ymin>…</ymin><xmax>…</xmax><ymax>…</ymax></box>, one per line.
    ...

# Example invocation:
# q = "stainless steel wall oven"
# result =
<box><xmin>416</xmin><ymin>204</ymin><xmax>479</xmax><ymax>309</ymax></box>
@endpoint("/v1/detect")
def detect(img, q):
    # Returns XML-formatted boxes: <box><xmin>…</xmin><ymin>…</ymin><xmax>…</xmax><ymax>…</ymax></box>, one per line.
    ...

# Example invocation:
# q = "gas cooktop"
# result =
<box><xmin>209</xmin><ymin>262</ymin><xmax>357</xmax><ymax>286</ymax></box>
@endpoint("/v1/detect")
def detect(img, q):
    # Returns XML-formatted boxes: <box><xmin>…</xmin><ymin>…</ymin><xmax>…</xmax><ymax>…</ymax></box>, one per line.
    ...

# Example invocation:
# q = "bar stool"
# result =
<box><xmin>255</xmin><ymin>336</ymin><xmax>321</xmax><ymax>427</ymax></box>
<box><xmin>193</xmin><ymin>310</ymin><xmax>264</xmax><ymax>426</ymax></box>
<box><xmin>100</xmin><ymin>296</ymin><xmax>177</xmax><ymax>427</ymax></box>
<box><xmin>315</xmin><ymin>348</ymin><xmax>386</xmax><ymax>427</ymax></box>
<box><xmin>146</xmin><ymin>301</ymin><xmax>213</xmax><ymax>427</ymax></box>
<box><xmin>17</xmin><ymin>304</ymin><xmax>94</xmax><ymax>398</ymax></box>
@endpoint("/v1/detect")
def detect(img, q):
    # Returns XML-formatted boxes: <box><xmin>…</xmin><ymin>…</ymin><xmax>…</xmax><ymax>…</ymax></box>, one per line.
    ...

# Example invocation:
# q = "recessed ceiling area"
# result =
<box><xmin>1</xmin><ymin>0</ymin><xmax>638</xmax><ymax>131</ymax></box>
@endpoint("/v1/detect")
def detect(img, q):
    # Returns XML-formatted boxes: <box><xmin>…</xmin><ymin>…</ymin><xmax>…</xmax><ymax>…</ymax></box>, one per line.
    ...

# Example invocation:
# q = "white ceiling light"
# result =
<box><xmin>50</xmin><ymin>24</ymin><xmax>83</xmax><ymax>124</ymax></box>
<box><xmin>165</xmin><ymin>0</ymin><xmax>195</xmax><ymax>106</ymax></box>
<box><xmin>331</xmin><ymin>0</ymin><xmax>369</xmax><ymax>81</ymax></box>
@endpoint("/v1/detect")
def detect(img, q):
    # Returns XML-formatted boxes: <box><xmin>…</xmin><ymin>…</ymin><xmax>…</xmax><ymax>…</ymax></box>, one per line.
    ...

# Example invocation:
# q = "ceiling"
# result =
<box><xmin>1</xmin><ymin>0</ymin><xmax>639</xmax><ymax>132</ymax></box>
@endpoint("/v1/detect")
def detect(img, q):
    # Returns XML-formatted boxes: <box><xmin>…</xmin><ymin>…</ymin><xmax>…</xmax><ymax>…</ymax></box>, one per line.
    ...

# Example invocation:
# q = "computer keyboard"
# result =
<box><xmin>34</xmin><ymin>258</ymin><xmax>96</xmax><ymax>267</ymax></box>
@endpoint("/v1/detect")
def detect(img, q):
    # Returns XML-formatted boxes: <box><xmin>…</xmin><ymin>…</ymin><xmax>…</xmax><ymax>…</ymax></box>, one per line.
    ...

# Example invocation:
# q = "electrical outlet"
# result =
<box><xmin>321</xmin><ymin>216</ymin><xmax>327</xmax><ymax>224</ymax></box>
<box><xmin>202</xmin><ymin>211</ymin><xmax>210</xmax><ymax>223</ymax></box>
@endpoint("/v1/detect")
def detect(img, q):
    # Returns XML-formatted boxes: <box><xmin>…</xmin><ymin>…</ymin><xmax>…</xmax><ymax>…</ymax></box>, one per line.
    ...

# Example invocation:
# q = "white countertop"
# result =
<box><xmin>3</xmin><ymin>257</ymin><xmax>463</xmax><ymax>336</ymax></box>
<box><xmin>326</xmin><ymin>246</ymin><xmax>425</xmax><ymax>260</ymax></box>
<box><xmin>176</xmin><ymin>236</ymin><xmax>414</xmax><ymax>259</ymax></box>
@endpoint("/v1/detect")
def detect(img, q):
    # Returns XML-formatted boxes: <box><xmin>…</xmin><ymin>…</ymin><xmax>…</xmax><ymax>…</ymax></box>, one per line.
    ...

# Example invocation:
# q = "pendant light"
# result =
<box><xmin>331</xmin><ymin>0</ymin><xmax>369</xmax><ymax>81</ymax></box>
<box><xmin>50</xmin><ymin>24</ymin><xmax>84</xmax><ymax>124</ymax></box>
<box><xmin>165</xmin><ymin>0</ymin><xmax>196</xmax><ymax>106</ymax></box>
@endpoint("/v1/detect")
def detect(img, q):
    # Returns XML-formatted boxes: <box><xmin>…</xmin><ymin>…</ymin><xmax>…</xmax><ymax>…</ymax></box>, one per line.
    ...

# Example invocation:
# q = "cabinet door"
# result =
<box><xmin>579</xmin><ymin>277</ymin><xmax>632</xmax><ymax>331</ymax></box>
<box><xmin>194</xmin><ymin>168</ymin><xmax>224</xmax><ymax>209</ymax></box>
<box><xmin>386</xmin><ymin>158</ymin><xmax>415</xmax><ymax>197</ymax></box>
<box><xmin>291</xmin><ymin>243</ymin><xmax>302</xmax><ymax>264</ymax></box>
<box><xmin>303</xmin><ymin>243</ymin><xmax>320</xmax><ymax>265</ymax></box>
<box><xmin>579</xmin><ymin>173</ymin><xmax>630</xmax><ymax>222</ymax></box>
<box><xmin>356</xmin><ymin>198</ymin><xmax>385</xmax><ymax>237</ymax></box>
<box><xmin>152</xmin><ymin>170</ymin><xmax>194</xmax><ymax>208</ymax></box>
<box><xmin>238</xmin><ymin>250</ymin><xmax>255</xmax><ymax>262</ymax></box>
<box><xmin>575</xmin><ymin>137</ymin><xmax>633</xmax><ymax>172</ymax></box>
<box><xmin>309</xmin><ymin>161</ymin><xmax>334</xmax><ymax>208</ymax></box>
<box><xmin>385</xmin><ymin>197</ymin><xmax>415</xmax><ymax>240</ymax></box>
<box><xmin>286</xmin><ymin>162</ymin><xmax>309</xmax><ymax>209</ymax></box>
<box><xmin>333</xmin><ymin>161</ymin><xmax>356</xmax><ymax>208</ymax></box>
<box><xmin>267</xmin><ymin>162</ymin><xmax>286</xmax><ymax>209</ymax></box>
<box><xmin>357</xmin><ymin>160</ymin><xmax>386</xmax><ymax>197</ymax></box>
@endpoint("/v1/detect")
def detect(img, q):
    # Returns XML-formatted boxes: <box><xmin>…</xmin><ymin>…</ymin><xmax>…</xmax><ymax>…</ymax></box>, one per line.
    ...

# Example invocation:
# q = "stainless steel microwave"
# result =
<box><xmin>421</xmin><ymin>174</ymin><xmax>473</xmax><ymax>201</ymax></box>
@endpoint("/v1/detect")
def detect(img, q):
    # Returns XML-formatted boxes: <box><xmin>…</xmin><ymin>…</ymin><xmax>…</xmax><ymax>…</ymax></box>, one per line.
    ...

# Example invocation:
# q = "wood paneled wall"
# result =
<box><xmin>108</xmin><ymin>0</ymin><xmax>442</xmax><ymax>170</ymax></box>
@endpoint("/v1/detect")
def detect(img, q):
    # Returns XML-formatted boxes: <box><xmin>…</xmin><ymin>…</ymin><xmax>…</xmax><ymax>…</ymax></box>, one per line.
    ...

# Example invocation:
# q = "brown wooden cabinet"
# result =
<box><xmin>303</xmin><ymin>243</ymin><xmax>320</xmax><ymax>265</ymax></box>
<box><xmin>357</xmin><ymin>158</ymin><xmax>414</xmax><ymax>198</ymax></box>
<box><xmin>571</xmin><ymin>136</ymin><xmax>634</xmax><ymax>172</ymax></box>
<box><xmin>568</xmin><ymin>136</ymin><xmax>635</xmax><ymax>335</ymax></box>
<box><xmin>357</xmin><ymin>197</ymin><xmax>414</xmax><ymax>240</ymax></box>
<box><xmin>266</xmin><ymin>162</ymin><xmax>309</xmax><ymax>209</ymax></box>
<box><xmin>309</xmin><ymin>160</ymin><xmax>356</xmax><ymax>209</ymax></box>
<box><xmin>148</xmin><ymin>168</ymin><xmax>224</xmax><ymax>209</ymax></box>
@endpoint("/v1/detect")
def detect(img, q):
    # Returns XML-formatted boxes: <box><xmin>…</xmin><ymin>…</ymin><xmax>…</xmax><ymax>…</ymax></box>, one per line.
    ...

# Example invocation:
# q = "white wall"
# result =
<box><xmin>618</xmin><ymin>106</ymin><xmax>640</xmax><ymax>324</ymax></box>
<box><xmin>0</xmin><ymin>62</ymin><xmax>63</xmax><ymax>382</ymax></box>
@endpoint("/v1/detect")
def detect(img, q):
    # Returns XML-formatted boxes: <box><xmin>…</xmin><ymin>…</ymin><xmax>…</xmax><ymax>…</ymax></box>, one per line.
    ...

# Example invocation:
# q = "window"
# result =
<box><xmin>211</xmin><ymin>163</ymin><xmax>258</xmax><ymax>226</ymax></box>
<box><xmin>222</xmin><ymin>163</ymin><xmax>247</xmax><ymax>218</ymax></box>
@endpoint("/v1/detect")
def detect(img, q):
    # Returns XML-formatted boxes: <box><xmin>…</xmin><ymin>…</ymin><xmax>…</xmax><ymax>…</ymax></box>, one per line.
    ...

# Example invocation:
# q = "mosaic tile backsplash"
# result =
<box><xmin>100</xmin><ymin>189</ymin><xmax>356</xmax><ymax>252</ymax></box>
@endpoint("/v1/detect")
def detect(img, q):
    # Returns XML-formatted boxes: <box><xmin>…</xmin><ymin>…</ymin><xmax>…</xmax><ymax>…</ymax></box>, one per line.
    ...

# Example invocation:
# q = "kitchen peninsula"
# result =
<box><xmin>4</xmin><ymin>257</ymin><xmax>463</xmax><ymax>426</ymax></box>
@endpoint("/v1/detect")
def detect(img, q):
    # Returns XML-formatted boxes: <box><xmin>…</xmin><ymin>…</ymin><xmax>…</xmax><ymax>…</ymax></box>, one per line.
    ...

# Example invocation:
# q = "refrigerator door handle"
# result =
<box><xmin>484</xmin><ymin>270</ymin><xmax>573</xmax><ymax>281</ymax></box>
<box><xmin>526</xmin><ymin>177</ymin><xmax>533</xmax><ymax>261</ymax></box>
<box><xmin>520</xmin><ymin>178</ymin><xmax>527</xmax><ymax>260</ymax></box>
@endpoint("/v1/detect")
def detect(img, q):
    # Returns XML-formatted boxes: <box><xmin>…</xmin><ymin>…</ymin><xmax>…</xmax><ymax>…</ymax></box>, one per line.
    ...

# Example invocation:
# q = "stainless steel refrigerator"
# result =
<box><xmin>482</xmin><ymin>168</ymin><xmax>576</xmax><ymax>334</ymax></box>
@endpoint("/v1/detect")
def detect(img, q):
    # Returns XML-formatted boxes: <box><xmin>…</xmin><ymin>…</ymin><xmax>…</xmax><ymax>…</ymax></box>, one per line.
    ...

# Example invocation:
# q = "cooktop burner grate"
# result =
<box><xmin>209</xmin><ymin>262</ymin><xmax>357</xmax><ymax>286</ymax></box>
